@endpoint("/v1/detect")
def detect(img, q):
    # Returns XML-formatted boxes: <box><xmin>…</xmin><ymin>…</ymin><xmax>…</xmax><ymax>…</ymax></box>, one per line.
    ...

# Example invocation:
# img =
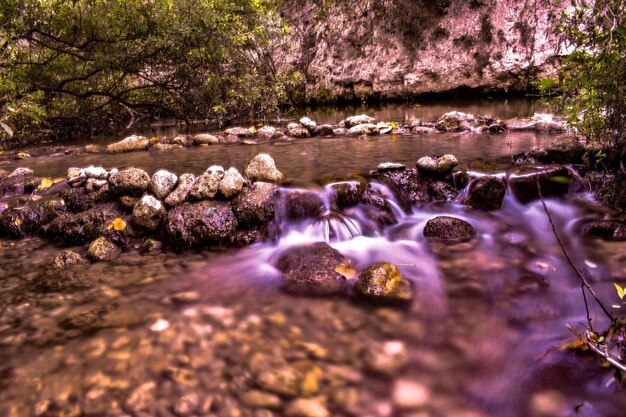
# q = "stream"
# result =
<box><xmin>1</xmin><ymin>99</ymin><xmax>625</xmax><ymax>417</ymax></box>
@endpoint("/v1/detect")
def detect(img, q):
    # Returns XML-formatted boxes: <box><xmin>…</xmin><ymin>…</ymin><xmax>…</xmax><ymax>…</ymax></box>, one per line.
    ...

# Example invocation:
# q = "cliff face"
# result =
<box><xmin>281</xmin><ymin>0</ymin><xmax>563</xmax><ymax>101</ymax></box>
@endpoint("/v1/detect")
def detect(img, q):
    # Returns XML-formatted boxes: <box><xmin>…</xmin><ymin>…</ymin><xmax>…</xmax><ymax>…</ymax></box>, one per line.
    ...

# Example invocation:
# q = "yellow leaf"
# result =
<box><xmin>561</xmin><ymin>338</ymin><xmax>586</xmax><ymax>351</ymax></box>
<box><xmin>389</xmin><ymin>121</ymin><xmax>398</xmax><ymax>129</ymax></box>
<box><xmin>108</xmin><ymin>218</ymin><xmax>126</xmax><ymax>231</ymax></box>
<box><xmin>37</xmin><ymin>178</ymin><xmax>53</xmax><ymax>191</ymax></box>
<box><xmin>149</xmin><ymin>136</ymin><xmax>159</xmax><ymax>142</ymax></box>
<box><xmin>335</xmin><ymin>260</ymin><xmax>357</xmax><ymax>280</ymax></box>
<box><xmin>614</xmin><ymin>283</ymin><xmax>625</xmax><ymax>300</ymax></box>
<box><xmin>14</xmin><ymin>218</ymin><xmax>22</xmax><ymax>226</ymax></box>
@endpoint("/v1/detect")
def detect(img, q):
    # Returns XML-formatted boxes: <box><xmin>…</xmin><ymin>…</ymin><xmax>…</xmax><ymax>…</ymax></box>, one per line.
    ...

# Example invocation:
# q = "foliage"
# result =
<box><xmin>544</xmin><ymin>0</ymin><xmax>626</xmax><ymax>145</ymax></box>
<box><xmin>0</xmin><ymin>0</ymin><xmax>298</xmax><ymax>141</ymax></box>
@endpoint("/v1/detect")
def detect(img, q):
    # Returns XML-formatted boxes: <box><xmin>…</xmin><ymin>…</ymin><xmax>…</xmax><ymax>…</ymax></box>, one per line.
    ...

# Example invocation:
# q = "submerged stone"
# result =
<box><xmin>232</xmin><ymin>182</ymin><xmax>276</xmax><ymax>227</ymax></box>
<box><xmin>423</xmin><ymin>216</ymin><xmax>476</xmax><ymax>241</ymax></box>
<box><xmin>52</xmin><ymin>250</ymin><xmax>86</xmax><ymax>268</ymax></box>
<box><xmin>464</xmin><ymin>175</ymin><xmax>506</xmax><ymax>210</ymax></box>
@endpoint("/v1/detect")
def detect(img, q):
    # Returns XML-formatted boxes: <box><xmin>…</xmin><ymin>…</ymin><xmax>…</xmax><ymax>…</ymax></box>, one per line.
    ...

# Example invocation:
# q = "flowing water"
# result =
<box><xmin>1</xmin><ymin>99</ymin><xmax>626</xmax><ymax>417</ymax></box>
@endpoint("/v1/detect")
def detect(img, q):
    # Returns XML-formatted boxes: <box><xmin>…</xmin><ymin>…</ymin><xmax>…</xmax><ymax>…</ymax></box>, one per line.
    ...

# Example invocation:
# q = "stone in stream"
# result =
<box><xmin>347</xmin><ymin>123</ymin><xmax>379</xmax><ymax>136</ymax></box>
<box><xmin>218</xmin><ymin>167</ymin><xmax>245</xmax><ymax>198</ymax></box>
<box><xmin>87</xmin><ymin>236</ymin><xmax>121</xmax><ymax>262</ymax></box>
<box><xmin>164</xmin><ymin>173</ymin><xmax>195</xmax><ymax>207</ymax></box>
<box><xmin>7</xmin><ymin>167</ymin><xmax>34</xmax><ymax>178</ymax></box>
<box><xmin>275</xmin><ymin>242</ymin><xmax>349</xmax><ymax>296</ymax></box>
<box><xmin>287</xmin><ymin>125</ymin><xmax>311</xmax><ymax>138</ymax></box>
<box><xmin>257</xmin><ymin>125</ymin><xmax>279</xmax><ymax>141</ymax></box>
<box><xmin>225</xmin><ymin>126</ymin><xmax>255</xmax><ymax>137</ymax></box>
<box><xmin>52</xmin><ymin>250</ymin><xmax>86</xmax><ymax>268</ymax></box>
<box><xmin>232</xmin><ymin>182</ymin><xmax>277</xmax><ymax>227</ymax></box>
<box><xmin>106</xmin><ymin>135</ymin><xmax>149</xmax><ymax>153</ymax></box>
<box><xmin>284</xmin><ymin>191</ymin><xmax>325</xmax><ymax>220</ymax></box>
<box><xmin>363</xmin><ymin>340</ymin><xmax>408</xmax><ymax>376</ymax></box>
<box><xmin>132</xmin><ymin>194</ymin><xmax>166</xmax><ymax>231</ymax></box>
<box><xmin>330</xmin><ymin>180</ymin><xmax>368</xmax><ymax>209</ymax></box>
<box><xmin>149</xmin><ymin>169</ymin><xmax>178</xmax><ymax>200</ymax></box>
<box><xmin>61</xmin><ymin>186</ymin><xmax>112</xmax><ymax>212</ymax></box>
<box><xmin>299</xmin><ymin>117</ymin><xmax>317</xmax><ymax>131</ymax></box>
<box><xmin>85</xmin><ymin>178</ymin><xmax>108</xmax><ymax>193</ymax></box>
<box><xmin>507</xmin><ymin>165</ymin><xmax>571</xmax><ymax>203</ymax></box>
<box><xmin>416</xmin><ymin>154</ymin><xmax>458</xmax><ymax>177</ymax></box>
<box><xmin>582</xmin><ymin>220</ymin><xmax>626</xmax><ymax>241</ymax></box>
<box><xmin>108</xmin><ymin>168</ymin><xmax>150</xmax><ymax>197</ymax></box>
<box><xmin>355</xmin><ymin>262</ymin><xmax>413</xmax><ymax>303</ymax></box>
<box><xmin>464</xmin><ymin>176</ymin><xmax>506</xmax><ymax>210</ymax></box>
<box><xmin>83</xmin><ymin>166</ymin><xmax>108</xmax><ymax>180</ymax></box>
<box><xmin>423</xmin><ymin>216</ymin><xmax>476</xmax><ymax>241</ymax></box>
<box><xmin>193</xmin><ymin>133</ymin><xmax>219</xmax><ymax>145</ymax></box>
<box><xmin>188</xmin><ymin>171</ymin><xmax>221</xmax><ymax>201</ymax></box>
<box><xmin>41</xmin><ymin>202</ymin><xmax>123</xmax><ymax>245</ymax></box>
<box><xmin>313</xmin><ymin>124</ymin><xmax>334</xmax><ymax>136</ymax></box>
<box><xmin>244</xmin><ymin>153</ymin><xmax>284</xmax><ymax>183</ymax></box>
<box><xmin>165</xmin><ymin>201</ymin><xmax>237</xmax><ymax>248</ymax></box>
<box><xmin>333</xmin><ymin>127</ymin><xmax>349</xmax><ymax>136</ymax></box>
<box><xmin>342</xmin><ymin>114</ymin><xmax>376</xmax><ymax>128</ymax></box>
<box><xmin>435</xmin><ymin>111</ymin><xmax>478</xmax><ymax>132</ymax></box>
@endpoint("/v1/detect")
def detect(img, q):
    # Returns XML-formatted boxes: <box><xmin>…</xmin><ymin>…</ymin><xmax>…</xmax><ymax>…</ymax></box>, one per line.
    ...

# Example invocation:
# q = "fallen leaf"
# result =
<box><xmin>108</xmin><ymin>218</ymin><xmax>126</xmax><ymax>231</ymax></box>
<box><xmin>37</xmin><ymin>177</ymin><xmax>53</xmax><ymax>191</ymax></box>
<box><xmin>335</xmin><ymin>260</ymin><xmax>357</xmax><ymax>280</ymax></box>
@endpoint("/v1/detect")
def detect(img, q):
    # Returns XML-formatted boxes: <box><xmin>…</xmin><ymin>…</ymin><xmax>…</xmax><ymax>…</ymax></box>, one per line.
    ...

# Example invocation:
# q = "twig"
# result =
<box><xmin>536</xmin><ymin>178</ymin><xmax>614</xmax><ymax>324</ymax></box>
<box><xmin>567</xmin><ymin>325</ymin><xmax>626</xmax><ymax>373</ymax></box>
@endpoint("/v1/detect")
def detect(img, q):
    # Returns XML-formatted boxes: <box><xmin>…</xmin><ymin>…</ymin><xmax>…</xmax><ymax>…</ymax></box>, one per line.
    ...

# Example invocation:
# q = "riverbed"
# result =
<box><xmin>1</xmin><ymin>99</ymin><xmax>625</xmax><ymax>417</ymax></box>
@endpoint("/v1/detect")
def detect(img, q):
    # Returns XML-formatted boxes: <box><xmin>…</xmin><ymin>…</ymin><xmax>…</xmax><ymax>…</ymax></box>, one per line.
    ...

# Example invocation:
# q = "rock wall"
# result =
<box><xmin>280</xmin><ymin>0</ymin><xmax>563</xmax><ymax>101</ymax></box>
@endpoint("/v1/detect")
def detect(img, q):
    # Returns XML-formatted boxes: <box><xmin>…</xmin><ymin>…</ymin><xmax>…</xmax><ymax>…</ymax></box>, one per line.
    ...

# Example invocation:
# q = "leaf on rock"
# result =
<box><xmin>108</xmin><ymin>218</ymin><xmax>126</xmax><ymax>231</ymax></box>
<box><xmin>614</xmin><ymin>283</ymin><xmax>625</xmax><ymax>300</ymax></box>
<box><xmin>335</xmin><ymin>260</ymin><xmax>357</xmax><ymax>280</ymax></box>
<box><xmin>37</xmin><ymin>178</ymin><xmax>53</xmax><ymax>191</ymax></box>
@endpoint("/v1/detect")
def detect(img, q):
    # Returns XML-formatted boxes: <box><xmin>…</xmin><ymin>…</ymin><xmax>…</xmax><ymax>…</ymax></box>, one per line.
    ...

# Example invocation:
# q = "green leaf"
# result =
<box><xmin>549</xmin><ymin>176</ymin><xmax>571</xmax><ymax>184</ymax></box>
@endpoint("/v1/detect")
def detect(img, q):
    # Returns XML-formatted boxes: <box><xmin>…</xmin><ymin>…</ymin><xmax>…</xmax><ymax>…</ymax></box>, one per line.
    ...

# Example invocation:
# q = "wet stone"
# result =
<box><xmin>193</xmin><ymin>133</ymin><xmax>219</xmax><ymax>145</ymax></box>
<box><xmin>416</xmin><ymin>154</ymin><xmax>458</xmax><ymax>177</ymax></box>
<box><xmin>313</xmin><ymin>124</ymin><xmax>334</xmax><ymax>136</ymax></box>
<box><xmin>423</xmin><ymin>216</ymin><xmax>476</xmax><ymax>241</ymax></box>
<box><xmin>507</xmin><ymin>165</ymin><xmax>571</xmax><ymax>203</ymax></box>
<box><xmin>232</xmin><ymin>182</ymin><xmax>276</xmax><ymax>228</ymax></box>
<box><xmin>464</xmin><ymin>176</ymin><xmax>506</xmax><ymax>210</ymax></box>
<box><xmin>87</xmin><ymin>237</ymin><xmax>121</xmax><ymax>262</ymax></box>
<box><xmin>188</xmin><ymin>171</ymin><xmax>221</xmax><ymax>201</ymax></box>
<box><xmin>355</xmin><ymin>263</ymin><xmax>413</xmax><ymax>304</ymax></box>
<box><xmin>52</xmin><ymin>250</ymin><xmax>85</xmax><ymax>268</ymax></box>
<box><xmin>284</xmin><ymin>191</ymin><xmax>325</xmax><ymax>220</ymax></box>
<box><xmin>343</xmin><ymin>114</ymin><xmax>376</xmax><ymax>128</ymax></box>
<box><xmin>131</xmin><ymin>194</ymin><xmax>166</xmax><ymax>231</ymax></box>
<box><xmin>330</xmin><ymin>180</ymin><xmax>367</xmax><ymax>209</ymax></box>
<box><xmin>107</xmin><ymin>135</ymin><xmax>149</xmax><ymax>153</ymax></box>
<box><xmin>582</xmin><ymin>220</ymin><xmax>626</xmax><ymax>241</ymax></box>
<box><xmin>165</xmin><ymin>201</ymin><xmax>237</xmax><ymax>248</ymax></box>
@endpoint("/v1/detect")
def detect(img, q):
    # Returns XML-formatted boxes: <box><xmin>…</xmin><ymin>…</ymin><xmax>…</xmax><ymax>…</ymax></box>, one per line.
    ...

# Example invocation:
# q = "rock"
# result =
<box><xmin>41</xmin><ymin>202</ymin><xmax>123</xmax><ymax>245</ymax></box>
<box><xmin>164</xmin><ymin>173</ymin><xmax>195</xmax><ymax>207</ymax></box>
<box><xmin>106</xmin><ymin>135</ymin><xmax>149</xmax><ymax>153</ymax></box>
<box><xmin>188</xmin><ymin>171</ymin><xmax>221</xmax><ymax>201</ymax></box>
<box><xmin>165</xmin><ymin>201</ymin><xmax>237</xmax><ymax>248</ymax></box>
<box><xmin>84</xmin><ymin>144</ymin><xmax>105</xmax><ymax>153</ymax></box>
<box><xmin>275</xmin><ymin>242</ymin><xmax>348</xmax><ymax>296</ymax></box>
<box><xmin>347</xmin><ymin>123</ymin><xmax>379</xmax><ymax>136</ymax></box>
<box><xmin>232</xmin><ymin>182</ymin><xmax>276</xmax><ymax>227</ymax></box>
<box><xmin>219</xmin><ymin>167</ymin><xmax>245</xmax><ymax>198</ymax></box>
<box><xmin>423</xmin><ymin>216</ymin><xmax>476</xmax><ymax>241</ymax></box>
<box><xmin>52</xmin><ymin>250</ymin><xmax>86</xmax><ymax>268</ymax></box>
<box><xmin>376</xmin><ymin>162</ymin><xmax>406</xmax><ymax>172</ymax></box>
<box><xmin>284</xmin><ymin>191</ymin><xmax>325</xmax><ymax>220</ymax></box>
<box><xmin>257</xmin><ymin>126</ymin><xmax>279</xmax><ymax>141</ymax></box>
<box><xmin>299</xmin><ymin>117</ymin><xmax>317</xmax><ymax>131</ymax></box>
<box><xmin>193</xmin><ymin>133</ymin><xmax>219</xmax><ymax>145</ymax></box>
<box><xmin>171</xmin><ymin>134</ymin><xmax>190</xmax><ymax>146</ymax></box>
<box><xmin>464</xmin><ymin>176</ymin><xmax>506</xmax><ymax>210</ymax></box>
<box><xmin>285</xmin><ymin>398</ymin><xmax>330</xmax><ymax>417</ymax></box>
<box><xmin>355</xmin><ymin>263</ymin><xmax>413</xmax><ymax>303</ymax></box>
<box><xmin>141</xmin><ymin>238</ymin><xmax>164</xmax><ymax>254</ymax></box>
<box><xmin>582</xmin><ymin>221</ymin><xmax>626</xmax><ymax>241</ymax></box>
<box><xmin>108</xmin><ymin>168</ymin><xmax>150</xmax><ymax>197</ymax></box>
<box><xmin>376</xmin><ymin>122</ymin><xmax>393</xmax><ymax>134</ymax></box>
<box><xmin>239</xmin><ymin>391</ymin><xmax>282</xmax><ymax>409</ymax></box>
<box><xmin>392</xmin><ymin>379</ymin><xmax>430</xmax><ymax>409</ymax></box>
<box><xmin>412</xmin><ymin>125</ymin><xmax>437</xmax><ymax>134</ymax></box>
<box><xmin>0</xmin><ymin>207</ymin><xmax>41</xmax><ymax>238</ymax></box>
<box><xmin>149</xmin><ymin>170</ymin><xmax>178</xmax><ymax>200</ymax></box>
<box><xmin>543</xmin><ymin>136</ymin><xmax>585</xmax><ymax>163</ymax></box>
<box><xmin>244</xmin><ymin>153</ymin><xmax>284</xmax><ymax>182</ymax></box>
<box><xmin>15</xmin><ymin>152</ymin><xmax>31</xmax><ymax>159</ymax></box>
<box><xmin>416</xmin><ymin>154</ymin><xmax>458</xmax><ymax>177</ymax></box>
<box><xmin>84</xmin><ymin>166</ymin><xmax>108</xmax><ymax>179</ymax></box>
<box><xmin>333</xmin><ymin>127</ymin><xmax>349</xmax><ymax>136</ymax></box>
<box><xmin>7</xmin><ymin>167</ymin><xmax>34</xmax><ymax>178</ymax></box>
<box><xmin>87</xmin><ymin>237</ymin><xmax>121</xmax><ymax>262</ymax></box>
<box><xmin>507</xmin><ymin>165</ymin><xmax>571</xmax><ymax>203</ymax></box>
<box><xmin>287</xmin><ymin>126</ymin><xmax>311</xmax><ymax>138</ymax></box>
<box><xmin>256</xmin><ymin>367</ymin><xmax>300</xmax><ymax>397</ymax></box>
<box><xmin>435</xmin><ymin>111</ymin><xmax>477</xmax><ymax>131</ymax></box>
<box><xmin>313</xmin><ymin>124</ymin><xmax>334</xmax><ymax>136</ymax></box>
<box><xmin>61</xmin><ymin>186</ymin><xmax>112</xmax><ymax>212</ymax></box>
<box><xmin>363</xmin><ymin>340</ymin><xmax>408</xmax><ymax>375</ymax></box>
<box><xmin>152</xmin><ymin>143</ymin><xmax>183</xmax><ymax>151</ymax></box>
<box><xmin>206</xmin><ymin>165</ymin><xmax>225</xmax><ymax>179</ymax></box>
<box><xmin>132</xmin><ymin>194</ymin><xmax>166</xmax><ymax>231</ymax></box>
<box><xmin>85</xmin><ymin>178</ymin><xmax>108</xmax><ymax>193</ymax></box>
<box><xmin>506</xmin><ymin>114</ymin><xmax>567</xmax><ymax>133</ymax></box>
<box><xmin>330</xmin><ymin>180</ymin><xmax>367</xmax><ymax>209</ymax></box>
<box><xmin>118</xmin><ymin>195</ymin><xmax>140</xmax><ymax>210</ymax></box>
<box><xmin>343</xmin><ymin>114</ymin><xmax>376</xmax><ymax>128</ymax></box>
<box><xmin>225</xmin><ymin>126</ymin><xmax>254</xmax><ymax>137</ymax></box>
<box><xmin>219</xmin><ymin>134</ymin><xmax>241</xmax><ymax>144</ymax></box>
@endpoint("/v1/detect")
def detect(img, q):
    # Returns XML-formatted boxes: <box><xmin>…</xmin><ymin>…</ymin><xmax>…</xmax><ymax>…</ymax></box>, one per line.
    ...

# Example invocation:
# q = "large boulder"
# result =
<box><xmin>232</xmin><ymin>182</ymin><xmax>277</xmax><ymax>228</ymax></box>
<box><xmin>218</xmin><ymin>167</ymin><xmax>245</xmax><ymax>198</ymax></box>
<box><xmin>355</xmin><ymin>262</ymin><xmax>413</xmax><ymax>303</ymax></box>
<box><xmin>244</xmin><ymin>153</ymin><xmax>284</xmax><ymax>182</ymax></box>
<box><xmin>275</xmin><ymin>242</ymin><xmax>349</xmax><ymax>296</ymax></box>
<box><xmin>106</xmin><ymin>135</ymin><xmax>149</xmax><ymax>153</ymax></box>
<box><xmin>507</xmin><ymin>165</ymin><xmax>571</xmax><ymax>203</ymax></box>
<box><xmin>464</xmin><ymin>176</ymin><xmax>506</xmax><ymax>210</ymax></box>
<box><xmin>423</xmin><ymin>216</ymin><xmax>476</xmax><ymax>241</ymax></box>
<box><xmin>149</xmin><ymin>170</ymin><xmax>178</xmax><ymax>200</ymax></box>
<box><xmin>416</xmin><ymin>154</ymin><xmax>458</xmax><ymax>177</ymax></box>
<box><xmin>132</xmin><ymin>194</ymin><xmax>166</xmax><ymax>231</ymax></box>
<box><xmin>164</xmin><ymin>173</ymin><xmax>195</xmax><ymax>207</ymax></box>
<box><xmin>108</xmin><ymin>168</ymin><xmax>150</xmax><ymax>197</ymax></box>
<box><xmin>343</xmin><ymin>114</ymin><xmax>376</xmax><ymax>128</ymax></box>
<box><xmin>165</xmin><ymin>201</ymin><xmax>237</xmax><ymax>248</ymax></box>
